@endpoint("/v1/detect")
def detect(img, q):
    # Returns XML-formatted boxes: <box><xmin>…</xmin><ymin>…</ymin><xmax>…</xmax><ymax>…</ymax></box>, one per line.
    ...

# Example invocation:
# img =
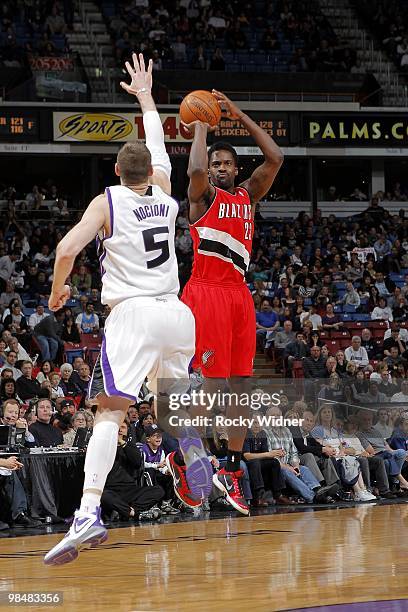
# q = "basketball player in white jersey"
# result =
<box><xmin>44</xmin><ymin>54</ymin><xmax>212</xmax><ymax>566</ymax></box>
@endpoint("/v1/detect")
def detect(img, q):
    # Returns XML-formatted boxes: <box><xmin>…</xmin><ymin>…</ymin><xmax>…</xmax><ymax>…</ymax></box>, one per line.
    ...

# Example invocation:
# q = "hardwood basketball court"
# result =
<box><xmin>1</xmin><ymin>503</ymin><xmax>407</xmax><ymax>611</ymax></box>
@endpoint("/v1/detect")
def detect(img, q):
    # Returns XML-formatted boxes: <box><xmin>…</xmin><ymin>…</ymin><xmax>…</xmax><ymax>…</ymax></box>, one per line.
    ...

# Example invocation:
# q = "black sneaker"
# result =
<box><xmin>0</xmin><ymin>521</ymin><xmax>9</xmax><ymax>531</ymax></box>
<box><xmin>13</xmin><ymin>513</ymin><xmax>42</xmax><ymax>527</ymax></box>
<box><xmin>381</xmin><ymin>491</ymin><xmax>397</xmax><ymax>499</ymax></box>
<box><xmin>314</xmin><ymin>483</ymin><xmax>340</xmax><ymax>503</ymax></box>
<box><xmin>138</xmin><ymin>506</ymin><xmax>162</xmax><ymax>521</ymax></box>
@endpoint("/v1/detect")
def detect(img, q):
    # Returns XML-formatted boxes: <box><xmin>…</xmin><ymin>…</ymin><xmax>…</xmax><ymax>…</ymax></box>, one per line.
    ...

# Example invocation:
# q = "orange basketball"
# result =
<box><xmin>179</xmin><ymin>90</ymin><xmax>221</xmax><ymax>127</ymax></box>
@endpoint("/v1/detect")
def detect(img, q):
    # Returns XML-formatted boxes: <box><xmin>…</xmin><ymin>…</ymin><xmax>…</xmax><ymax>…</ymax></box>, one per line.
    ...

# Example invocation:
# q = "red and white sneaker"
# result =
<box><xmin>166</xmin><ymin>451</ymin><xmax>202</xmax><ymax>508</ymax></box>
<box><xmin>213</xmin><ymin>468</ymin><xmax>250</xmax><ymax>516</ymax></box>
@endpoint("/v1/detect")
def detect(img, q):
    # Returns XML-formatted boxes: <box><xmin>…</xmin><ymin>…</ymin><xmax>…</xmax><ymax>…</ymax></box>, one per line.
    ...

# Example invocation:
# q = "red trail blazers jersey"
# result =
<box><xmin>189</xmin><ymin>186</ymin><xmax>253</xmax><ymax>284</ymax></box>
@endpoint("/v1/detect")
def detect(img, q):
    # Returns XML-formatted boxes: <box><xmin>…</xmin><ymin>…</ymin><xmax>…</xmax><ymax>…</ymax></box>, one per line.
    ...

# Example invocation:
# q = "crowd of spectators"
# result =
<box><xmin>354</xmin><ymin>0</ymin><xmax>408</xmax><ymax>72</ymax></box>
<box><xmin>0</xmin><ymin>0</ymin><xmax>72</xmax><ymax>69</ymax></box>
<box><xmin>0</xmin><ymin>180</ymin><xmax>407</xmax><ymax>530</ymax></box>
<box><xmin>105</xmin><ymin>0</ymin><xmax>358</xmax><ymax>74</ymax></box>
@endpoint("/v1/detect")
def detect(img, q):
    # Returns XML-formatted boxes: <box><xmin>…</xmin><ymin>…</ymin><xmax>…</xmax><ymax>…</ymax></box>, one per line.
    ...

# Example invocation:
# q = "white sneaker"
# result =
<box><xmin>355</xmin><ymin>490</ymin><xmax>376</xmax><ymax>502</ymax></box>
<box><xmin>44</xmin><ymin>507</ymin><xmax>107</xmax><ymax>565</ymax></box>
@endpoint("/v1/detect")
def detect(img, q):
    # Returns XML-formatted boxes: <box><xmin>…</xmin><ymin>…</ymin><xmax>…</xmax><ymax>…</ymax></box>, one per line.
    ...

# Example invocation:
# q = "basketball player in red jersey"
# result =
<box><xmin>167</xmin><ymin>91</ymin><xmax>283</xmax><ymax>515</ymax></box>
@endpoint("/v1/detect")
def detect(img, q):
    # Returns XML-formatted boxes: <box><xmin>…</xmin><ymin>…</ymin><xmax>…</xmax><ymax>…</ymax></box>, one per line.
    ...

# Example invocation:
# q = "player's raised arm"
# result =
<box><xmin>212</xmin><ymin>89</ymin><xmax>284</xmax><ymax>205</ymax></box>
<box><xmin>120</xmin><ymin>52</ymin><xmax>171</xmax><ymax>195</ymax></box>
<box><xmin>184</xmin><ymin>121</ymin><xmax>215</xmax><ymax>223</ymax></box>
<box><xmin>49</xmin><ymin>194</ymin><xmax>107</xmax><ymax>311</ymax></box>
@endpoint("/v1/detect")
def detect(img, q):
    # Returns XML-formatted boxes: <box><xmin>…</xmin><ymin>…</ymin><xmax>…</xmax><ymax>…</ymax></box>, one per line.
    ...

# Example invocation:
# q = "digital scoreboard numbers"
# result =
<box><xmin>0</xmin><ymin>113</ymin><xmax>39</xmax><ymax>141</ymax></box>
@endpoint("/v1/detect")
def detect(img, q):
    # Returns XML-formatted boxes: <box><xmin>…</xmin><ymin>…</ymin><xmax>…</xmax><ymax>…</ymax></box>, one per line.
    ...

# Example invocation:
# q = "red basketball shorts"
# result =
<box><xmin>181</xmin><ymin>279</ymin><xmax>256</xmax><ymax>378</ymax></box>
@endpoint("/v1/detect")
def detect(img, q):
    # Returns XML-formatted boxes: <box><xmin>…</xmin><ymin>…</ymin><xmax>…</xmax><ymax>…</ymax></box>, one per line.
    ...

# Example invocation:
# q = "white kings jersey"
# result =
<box><xmin>97</xmin><ymin>184</ymin><xmax>179</xmax><ymax>308</ymax></box>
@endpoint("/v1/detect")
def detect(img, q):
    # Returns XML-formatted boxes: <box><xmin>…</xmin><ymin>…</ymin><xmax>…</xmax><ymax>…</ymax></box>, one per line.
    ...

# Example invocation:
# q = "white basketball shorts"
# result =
<box><xmin>88</xmin><ymin>295</ymin><xmax>195</xmax><ymax>401</ymax></box>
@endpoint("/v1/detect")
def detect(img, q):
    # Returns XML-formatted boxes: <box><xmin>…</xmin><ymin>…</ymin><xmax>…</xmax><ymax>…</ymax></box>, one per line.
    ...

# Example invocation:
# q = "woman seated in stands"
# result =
<box><xmin>63</xmin><ymin>411</ymin><xmax>87</xmax><ymax>447</ymax></box>
<box><xmin>335</xmin><ymin>350</ymin><xmax>348</xmax><ymax>376</ymax></box>
<box><xmin>36</xmin><ymin>360</ymin><xmax>54</xmax><ymax>384</ymax></box>
<box><xmin>312</xmin><ymin>404</ymin><xmax>376</xmax><ymax>501</ymax></box>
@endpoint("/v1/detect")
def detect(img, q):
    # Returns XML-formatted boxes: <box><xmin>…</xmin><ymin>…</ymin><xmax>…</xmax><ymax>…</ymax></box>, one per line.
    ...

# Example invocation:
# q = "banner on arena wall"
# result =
<box><xmin>303</xmin><ymin>114</ymin><xmax>408</xmax><ymax>146</ymax></box>
<box><xmin>52</xmin><ymin>111</ymin><xmax>291</xmax><ymax>144</ymax></box>
<box><xmin>53</xmin><ymin>112</ymin><xmax>193</xmax><ymax>143</ymax></box>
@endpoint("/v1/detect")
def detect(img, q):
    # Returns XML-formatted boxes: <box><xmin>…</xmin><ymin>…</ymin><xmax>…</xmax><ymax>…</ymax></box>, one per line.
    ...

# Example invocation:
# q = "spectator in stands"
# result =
<box><xmin>61</xmin><ymin>315</ymin><xmax>80</xmax><ymax>344</ymax></box>
<box><xmin>300</xmin><ymin>304</ymin><xmax>322</xmax><ymax>330</ymax></box>
<box><xmin>76</xmin><ymin>363</ymin><xmax>91</xmax><ymax>396</ymax></box>
<box><xmin>0</xmin><ymin>251</ymin><xmax>18</xmax><ymax>292</ymax></box>
<box><xmin>72</xmin><ymin>265</ymin><xmax>92</xmax><ymax>293</ymax></box>
<box><xmin>36</xmin><ymin>360</ymin><xmax>53</xmax><ymax>384</ymax></box>
<box><xmin>0</xmin><ymin>451</ymin><xmax>39</xmax><ymax>528</ymax></box>
<box><xmin>385</xmin><ymin>346</ymin><xmax>405</xmax><ymax>372</ymax></box>
<box><xmin>383</xmin><ymin>327</ymin><xmax>407</xmax><ymax>357</ymax></box>
<box><xmin>7</xmin><ymin>336</ymin><xmax>31</xmax><ymax>363</ymax></box>
<box><xmin>338</xmin><ymin>281</ymin><xmax>361</xmax><ymax>307</ymax></box>
<box><xmin>0</xmin><ymin>281</ymin><xmax>22</xmax><ymax>312</ymax></box>
<box><xmin>34</xmin><ymin>309</ymin><xmax>64</xmax><ymax>362</ymax></box>
<box><xmin>312</xmin><ymin>405</ymin><xmax>376</xmax><ymax>501</ymax></box>
<box><xmin>28</xmin><ymin>304</ymin><xmax>47</xmax><ymax>330</ymax></box>
<box><xmin>76</xmin><ymin>302</ymin><xmax>99</xmax><ymax>334</ymax></box>
<box><xmin>391</xmin><ymin>380</ymin><xmax>408</xmax><ymax>403</ymax></box>
<box><xmin>49</xmin><ymin>372</ymin><xmax>64</xmax><ymax>400</ymax></box>
<box><xmin>355</xmin><ymin>380</ymin><xmax>389</xmax><ymax>405</ymax></box>
<box><xmin>360</xmin><ymin>328</ymin><xmax>378</xmax><ymax>360</ymax></box>
<box><xmin>63</xmin><ymin>411</ymin><xmax>87</xmax><ymax>447</ymax></box>
<box><xmin>284</xmin><ymin>331</ymin><xmax>309</xmax><ymax>371</ymax></box>
<box><xmin>290</xmin><ymin>409</ymin><xmax>340</xmax><ymax>488</ymax></box>
<box><xmin>3</xmin><ymin>302</ymin><xmax>29</xmax><ymax>348</ymax></box>
<box><xmin>345</xmin><ymin>336</ymin><xmax>369</xmax><ymax>368</ymax></box>
<box><xmin>378</xmin><ymin>369</ymin><xmax>399</xmax><ymax>398</ymax></box>
<box><xmin>101</xmin><ymin>422</ymin><xmax>164</xmax><ymax>521</ymax></box>
<box><xmin>357</xmin><ymin>409</ymin><xmax>408</xmax><ymax>495</ymax></box>
<box><xmin>0</xmin><ymin>351</ymin><xmax>21</xmax><ymax>379</ymax></box>
<box><xmin>303</xmin><ymin>345</ymin><xmax>327</xmax><ymax>379</ymax></box>
<box><xmin>321</xmin><ymin>303</ymin><xmax>343</xmax><ymax>330</ymax></box>
<box><xmin>29</xmin><ymin>398</ymin><xmax>63</xmax><ymax>446</ymax></box>
<box><xmin>243</xmin><ymin>419</ymin><xmax>289</xmax><ymax>506</ymax></box>
<box><xmin>1</xmin><ymin>398</ymin><xmax>35</xmax><ymax>446</ymax></box>
<box><xmin>273</xmin><ymin>320</ymin><xmax>295</xmax><ymax>372</ymax></box>
<box><xmin>264</xmin><ymin>406</ymin><xmax>337</xmax><ymax>503</ymax></box>
<box><xmin>374</xmin><ymin>271</ymin><xmax>394</xmax><ymax>299</ymax></box>
<box><xmin>374</xmin><ymin>408</ymin><xmax>393</xmax><ymax>440</ymax></box>
<box><xmin>45</xmin><ymin>6</ymin><xmax>66</xmax><ymax>35</ymax></box>
<box><xmin>59</xmin><ymin>362</ymin><xmax>80</xmax><ymax>396</ymax></box>
<box><xmin>256</xmin><ymin>299</ymin><xmax>279</xmax><ymax>350</ymax></box>
<box><xmin>16</xmin><ymin>361</ymin><xmax>41</xmax><ymax>401</ymax></box>
<box><xmin>371</xmin><ymin>296</ymin><xmax>393</xmax><ymax>322</ymax></box>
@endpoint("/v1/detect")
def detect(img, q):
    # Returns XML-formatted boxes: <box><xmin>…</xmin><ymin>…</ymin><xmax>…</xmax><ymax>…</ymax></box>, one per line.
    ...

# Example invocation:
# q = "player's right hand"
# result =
<box><xmin>49</xmin><ymin>285</ymin><xmax>70</xmax><ymax>311</ymax></box>
<box><xmin>120</xmin><ymin>52</ymin><xmax>153</xmax><ymax>96</ymax></box>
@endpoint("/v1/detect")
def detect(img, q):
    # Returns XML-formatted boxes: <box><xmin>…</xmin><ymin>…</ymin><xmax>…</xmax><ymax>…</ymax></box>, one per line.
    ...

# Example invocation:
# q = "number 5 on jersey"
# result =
<box><xmin>142</xmin><ymin>226</ymin><xmax>170</xmax><ymax>269</ymax></box>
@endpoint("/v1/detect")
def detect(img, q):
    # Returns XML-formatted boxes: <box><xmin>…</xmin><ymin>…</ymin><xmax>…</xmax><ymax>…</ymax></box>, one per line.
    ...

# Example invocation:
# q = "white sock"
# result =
<box><xmin>80</xmin><ymin>420</ymin><xmax>119</xmax><ymax>513</ymax></box>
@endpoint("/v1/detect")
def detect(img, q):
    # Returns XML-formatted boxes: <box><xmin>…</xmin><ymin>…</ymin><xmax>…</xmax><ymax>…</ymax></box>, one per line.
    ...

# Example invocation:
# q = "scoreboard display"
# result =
<box><xmin>0</xmin><ymin>112</ymin><xmax>39</xmax><ymax>141</ymax></box>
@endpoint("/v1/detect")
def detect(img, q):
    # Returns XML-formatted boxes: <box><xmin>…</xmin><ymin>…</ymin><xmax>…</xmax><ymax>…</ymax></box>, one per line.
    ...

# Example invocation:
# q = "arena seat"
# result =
<box><xmin>325</xmin><ymin>340</ymin><xmax>340</xmax><ymax>354</ymax></box>
<box><xmin>330</xmin><ymin>330</ymin><xmax>350</xmax><ymax>339</ymax></box>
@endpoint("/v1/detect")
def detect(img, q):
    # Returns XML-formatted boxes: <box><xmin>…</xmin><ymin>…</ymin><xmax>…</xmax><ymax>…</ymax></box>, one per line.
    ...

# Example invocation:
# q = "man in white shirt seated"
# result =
<box><xmin>6</xmin><ymin>336</ymin><xmax>31</xmax><ymax>363</ymax></box>
<box><xmin>371</xmin><ymin>296</ymin><xmax>393</xmax><ymax>322</ymax></box>
<box><xmin>345</xmin><ymin>336</ymin><xmax>369</xmax><ymax>368</ymax></box>
<box><xmin>28</xmin><ymin>304</ymin><xmax>48</xmax><ymax>330</ymax></box>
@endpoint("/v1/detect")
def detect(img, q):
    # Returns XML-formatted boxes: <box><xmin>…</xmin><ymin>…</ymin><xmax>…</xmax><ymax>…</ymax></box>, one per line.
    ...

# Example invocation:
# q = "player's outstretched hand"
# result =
<box><xmin>120</xmin><ymin>52</ymin><xmax>153</xmax><ymax>96</ymax></box>
<box><xmin>181</xmin><ymin>120</ymin><xmax>218</xmax><ymax>137</ymax></box>
<box><xmin>212</xmin><ymin>89</ymin><xmax>244</xmax><ymax>121</ymax></box>
<box><xmin>49</xmin><ymin>285</ymin><xmax>70</xmax><ymax>311</ymax></box>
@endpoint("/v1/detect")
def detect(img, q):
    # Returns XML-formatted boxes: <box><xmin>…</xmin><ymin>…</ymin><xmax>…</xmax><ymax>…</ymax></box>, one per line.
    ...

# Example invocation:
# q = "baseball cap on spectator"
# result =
<box><xmin>145</xmin><ymin>424</ymin><xmax>162</xmax><ymax>438</ymax></box>
<box><xmin>61</xmin><ymin>399</ymin><xmax>75</xmax><ymax>409</ymax></box>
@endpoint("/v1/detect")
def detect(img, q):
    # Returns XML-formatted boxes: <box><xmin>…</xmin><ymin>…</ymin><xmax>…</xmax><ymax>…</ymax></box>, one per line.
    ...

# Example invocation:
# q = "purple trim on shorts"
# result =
<box><xmin>101</xmin><ymin>337</ymin><xmax>137</xmax><ymax>401</ymax></box>
<box><xmin>105</xmin><ymin>187</ymin><xmax>114</xmax><ymax>239</ymax></box>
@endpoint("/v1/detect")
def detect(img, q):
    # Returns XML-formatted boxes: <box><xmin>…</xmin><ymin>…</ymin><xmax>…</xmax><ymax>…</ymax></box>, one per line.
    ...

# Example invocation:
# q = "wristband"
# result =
<box><xmin>136</xmin><ymin>87</ymin><xmax>149</xmax><ymax>95</ymax></box>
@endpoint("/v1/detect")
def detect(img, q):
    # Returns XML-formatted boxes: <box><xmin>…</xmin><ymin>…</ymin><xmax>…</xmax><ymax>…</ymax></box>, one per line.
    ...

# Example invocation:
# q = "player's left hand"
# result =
<box><xmin>212</xmin><ymin>89</ymin><xmax>244</xmax><ymax>121</ymax></box>
<box><xmin>49</xmin><ymin>285</ymin><xmax>70</xmax><ymax>311</ymax></box>
<box><xmin>120</xmin><ymin>52</ymin><xmax>153</xmax><ymax>96</ymax></box>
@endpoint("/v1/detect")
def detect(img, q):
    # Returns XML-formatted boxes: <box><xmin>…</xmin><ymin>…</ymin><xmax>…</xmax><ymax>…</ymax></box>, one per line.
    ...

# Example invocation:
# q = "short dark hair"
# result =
<box><xmin>208</xmin><ymin>141</ymin><xmax>238</xmax><ymax>166</ymax></box>
<box><xmin>117</xmin><ymin>141</ymin><xmax>151</xmax><ymax>184</ymax></box>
